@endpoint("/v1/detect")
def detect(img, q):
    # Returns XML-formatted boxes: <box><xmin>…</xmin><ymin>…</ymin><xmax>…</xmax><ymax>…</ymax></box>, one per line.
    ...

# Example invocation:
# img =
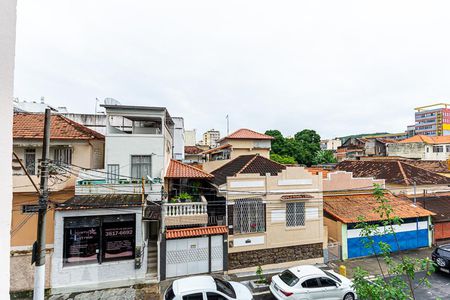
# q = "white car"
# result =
<box><xmin>164</xmin><ymin>275</ymin><xmax>253</xmax><ymax>300</ymax></box>
<box><xmin>270</xmin><ymin>265</ymin><xmax>357</xmax><ymax>300</ymax></box>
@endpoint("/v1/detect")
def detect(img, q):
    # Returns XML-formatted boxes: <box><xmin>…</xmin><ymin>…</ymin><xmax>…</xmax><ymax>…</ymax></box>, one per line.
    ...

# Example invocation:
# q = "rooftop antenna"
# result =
<box><xmin>226</xmin><ymin>114</ymin><xmax>229</xmax><ymax>135</ymax></box>
<box><xmin>104</xmin><ymin>97</ymin><xmax>121</xmax><ymax>106</ymax></box>
<box><xmin>95</xmin><ymin>98</ymin><xmax>99</xmax><ymax>114</ymax></box>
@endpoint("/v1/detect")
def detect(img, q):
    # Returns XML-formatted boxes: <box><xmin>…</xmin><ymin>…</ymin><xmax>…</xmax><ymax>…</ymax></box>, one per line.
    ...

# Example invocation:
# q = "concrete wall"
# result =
<box><xmin>51</xmin><ymin>207</ymin><xmax>147</xmax><ymax>293</ymax></box>
<box><xmin>172</xmin><ymin>117</ymin><xmax>185</xmax><ymax>160</ymax></box>
<box><xmin>0</xmin><ymin>0</ymin><xmax>16</xmax><ymax>295</ymax></box>
<box><xmin>323</xmin><ymin>171</ymin><xmax>385</xmax><ymax>192</ymax></box>
<box><xmin>324</xmin><ymin>217</ymin><xmax>341</xmax><ymax>242</ymax></box>
<box><xmin>10</xmin><ymin>250</ymin><xmax>52</xmax><ymax>292</ymax></box>
<box><xmin>226</xmin><ymin>167</ymin><xmax>323</xmax><ymax>255</ymax></box>
<box><xmin>387</xmin><ymin>142</ymin><xmax>425</xmax><ymax>159</ymax></box>
<box><xmin>184</xmin><ymin>130</ymin><xmax>196</xmax><ymax>146</ymax></box>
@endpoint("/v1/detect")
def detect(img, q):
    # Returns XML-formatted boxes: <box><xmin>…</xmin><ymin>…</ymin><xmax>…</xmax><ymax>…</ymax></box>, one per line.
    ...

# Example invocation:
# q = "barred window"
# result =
<box><xmin>233</xmin><ymin>199</ymin><xmax>265</xmax><ymax>234</ymax></box>
<box><xmin>54</xmin><ymin>148</ymin><xmax>72</xmax><ymax>166</ymax></box>
<box><xmin>286</xmin><ymin>202</ymin><xmax>305</xmax><ymax>227</ymax></box>
<box><xmin>107</xmin><ymin>164</ymin><xmax>120</xmax><ymax>183</ymax></box>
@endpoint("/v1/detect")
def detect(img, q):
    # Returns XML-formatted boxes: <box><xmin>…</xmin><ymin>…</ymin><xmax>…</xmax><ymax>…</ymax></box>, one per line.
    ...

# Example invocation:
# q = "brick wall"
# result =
<box><xmin>228</xmin><ymin>243</ymin><xmax>323</xmax><ymax>270</ymax></box>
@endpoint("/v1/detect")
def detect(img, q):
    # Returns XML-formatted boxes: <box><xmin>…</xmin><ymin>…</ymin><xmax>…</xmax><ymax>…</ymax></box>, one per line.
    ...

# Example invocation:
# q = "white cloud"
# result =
<box><xmin>14</xmin><ymin>0</ymin><xmax>450</xmax><ymax>139</ymax></box>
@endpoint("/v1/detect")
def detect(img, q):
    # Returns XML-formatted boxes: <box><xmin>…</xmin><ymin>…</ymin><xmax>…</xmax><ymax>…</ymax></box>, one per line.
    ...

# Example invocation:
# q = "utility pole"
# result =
<box><xmin>33</xmin><ymin>108</ymin><xmax>51</xmax><ymax>300</ymax></box>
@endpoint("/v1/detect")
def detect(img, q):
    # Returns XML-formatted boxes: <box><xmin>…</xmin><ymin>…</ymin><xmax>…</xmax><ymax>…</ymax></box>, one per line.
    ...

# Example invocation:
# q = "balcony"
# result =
<box><xmin>163</xmin><ymin>196</ymin><xmax>208</xmax><ymax>227</ymax></box>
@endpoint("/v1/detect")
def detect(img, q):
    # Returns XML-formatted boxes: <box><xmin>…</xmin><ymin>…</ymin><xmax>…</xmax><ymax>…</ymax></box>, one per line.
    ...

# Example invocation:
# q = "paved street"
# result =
<box><xmin>254</xmin><ymin>271</ymin><xmax>450</xmax><ymax>300</ymax></box>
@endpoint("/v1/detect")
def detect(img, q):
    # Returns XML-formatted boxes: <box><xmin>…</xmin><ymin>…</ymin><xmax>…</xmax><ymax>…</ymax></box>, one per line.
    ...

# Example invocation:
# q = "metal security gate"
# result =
<box><xmin>211</xmin><ymin>235</ymin><xmax>223</xmax><ymax>272</ymax></box>
<box><xmin>325</xmin><ymin>242</ymin><xmax>341</xmax><ymax>262</ymax></box>
<box><xmin>166</xmin><ymin>236</ymin><xmax>223</xmax><ymax>278</ymax></box>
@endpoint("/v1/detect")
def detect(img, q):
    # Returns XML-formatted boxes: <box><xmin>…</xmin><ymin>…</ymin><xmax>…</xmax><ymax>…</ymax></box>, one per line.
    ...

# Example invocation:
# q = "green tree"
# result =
<box><xmin>313</xmin><ymin>150</ymin><xmax>337</xmax><ymax>165</ymax></box>
<box><xmin>352</xmin><ymin>185</ymin><xmax>435</xmax><ymax>300</ymax></box>
<box><xmin>270</xmin><ymin>153</ymin><xmax>297</xmax><ymax>164</ymax></box>
<box><xmin>265</xmin><ymin>130</ymin><xmax>286</xmax><ymax>155</ymax></box>
<box><xmin>293</xmin><ymin>129</ymin><xmax>321</xmax><ymax>166</ymax></box>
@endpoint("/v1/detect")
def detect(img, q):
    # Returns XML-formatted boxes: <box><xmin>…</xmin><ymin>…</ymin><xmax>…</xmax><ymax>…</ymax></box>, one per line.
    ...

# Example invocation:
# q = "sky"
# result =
<box><xmin>13</xmin><ymin>0</ymin><xmax>450</xmax><ymax>139</ymax></box>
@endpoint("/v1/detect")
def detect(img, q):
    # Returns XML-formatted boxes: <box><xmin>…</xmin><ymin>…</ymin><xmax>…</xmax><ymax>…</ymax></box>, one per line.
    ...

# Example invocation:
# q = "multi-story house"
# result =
<box><xmin>211</xmin><ymin>154</ymin><xmax>325</xmax><ymax>273</ymax></box>
<box><xmin>202</xmin><ymin>129</ymin><xmax>221</xmax><ymax>148</ymax></box>
<box><xmin>337</xmin><ymin>137</ymin><xmax>395</xmax><ymax>161</ymax></box>
<box><xmin>202</xmin><ymin>128</ymin><xmax>274</xmax><ymax>172</ymax></box>
<box><xmin>50</xmin><ymin>104</ymin><xmax>174</xmax><ymax>292</ymax></box>
<box><xmin>11</xmin><ymin>113</ymin><xmax>104</xmax><ymax>293</ymax></box>
<box><xmin>320</xmin><ymin>139</ymin><xmax>342</xmax><ymax>151</ymax></box>
<box><xmin>413</xmin><ymin>103</ymin><xmax>450</xmax><ymax>136</ymax></box>
<box><xmin>172</xmin><ymin>117</ymin><xmax>185</xmax><ymax>160</ymax></box>
<box><xmin>387</xmin><ymin>135</ymin><xmax>450</xmax><ymax>160</ymax></box>
<box><xmin>160</xmin><ymin>159</ymin><xmax>227</xmax><ymax>280</ymax></box>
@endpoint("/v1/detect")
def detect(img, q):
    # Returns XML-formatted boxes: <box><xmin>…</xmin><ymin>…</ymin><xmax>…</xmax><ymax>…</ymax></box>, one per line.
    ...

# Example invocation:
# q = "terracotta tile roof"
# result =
<box><xmin>413</xmin><ymin>193</ymin><xmax>450</xmax><ymax>222</ymax></box>
<box><xmin>404</xmin><ymin>160</ymin><xmax>450</xmax><ymax>174</ymax></box>
<box><xmin>166</xmin><ymin>225</ymin><xmax>228</xmax><ymax>239</ymax></box>
<box><xmin>399</xmin><ymin>135</ymin><xmax>450</xmax><ymax>144</ymax></box>
<box><xmin>222</xmin><ymin>128</ymin><xmax>274</xmax><ymax>140</ymax></box>
<box><xmin>324</xmin><ymin>193</ymin><xmax>434</xmax><ymax>223</ymax></box>
<box><xmin>211</xmin><ymin>154</ymin><xmax>286</xmax><ymax>186</ymax></box>
<box><xmin>201</xmin><ymin>144</ymin><xmax>232</xmax><ymax>155</ymax></box>
<box><xmin>335</xmin><ymin>160</ymin><xmax>450</xmax><ymax>186</ymax></box>
<box><xmin>184</xmin><ymin>146</ymin><xmax>204</xmax><ymax>155</ymax></box>
<box><xmin>307</xmin><ymin>167</ymin><xmax>331</xmax><ymax>178</ymax></box>
<box><xmin>13</xmin><ymin>113</ymin><xmax>104</xmax><ymax>140</ymax></box>
<box><xmin>165</xmin><ymin>159</ymin><xmax>214</xmax><ymax>179</ymax></box>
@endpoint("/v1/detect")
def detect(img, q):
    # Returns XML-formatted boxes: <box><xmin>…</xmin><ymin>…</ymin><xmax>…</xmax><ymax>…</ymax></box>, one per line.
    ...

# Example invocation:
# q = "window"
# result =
<box><xmin>233</xmin><ymin>199</ymin><xmax>265</xmax><ymax>234</ymax></box>
<box><xmin>323</xmin><ymin>270</ymin><xmax>342</xmax><ymax>283</ymax></box>
<box><xmin>301</xmin><ymin>278</ymin><xmax>320</xmax><ymax>288</ymax></box>
<box><xmin>63</xmin><ymin>214</ymin><xmax>135</xmax><ymax>266</ymax></box>
<box><xmin>279</xmin><ymin>270</ymin><xmax>299</xmax><ymax>287</ymax></box>
<box><xmin>165</xmin><ymin>285</ymin><xmax>175</xmax><ymax>300</ymax></box>
<box><xmin>207</xmin><ymin>292</ymin><xmax>227</xmax><ymax>300</ymax></box>
<box><xmin>214</xmin><ymin>278</ymin><xmax>236</xmax><ymax>298</ymax></box>
<box><xmin>286</xmin><ymin>202</ymin><xmax>305</xmax><ymax>227</ymax></box>
<box><xmin>22</xmin><ymin>204</ymin><xmax>40</xmax><ymax>213</ymax></box>
<box><xmin>107</xmin><ymin>164</ymin><xmax>120</xmax><ymax>183</ymax></box>
<box><xmin>446</xmin><ymin>145</ymin><xmax>450</xmax><ymax>153</ymax></box>
<box><xmin>433</xmin><ymin>145</ymin><xmax>444</xmax><ymax>153</ymax></box>
<box><xmin>131</xmin><ymin>155</ymin><xmax>152</xmax><ymax>179</ymax></box>
<box><xmin>54</xmin><ymin>148</ymin><xmax>72</xmax><ymax>166</ymax></box>
<box><xmin>320</xmin><ymin>277</ymin><xmax>337</xmax><ymax>287</ymax></box>
<box><xmin>182</xmin><ymin>294</ymin><xmax>203</xmax><ymax>300</ymax></box>
<box><xmin>25</xmin><ymin>149</ymin><xmax>36</xmax><ymax>175</ymax></box>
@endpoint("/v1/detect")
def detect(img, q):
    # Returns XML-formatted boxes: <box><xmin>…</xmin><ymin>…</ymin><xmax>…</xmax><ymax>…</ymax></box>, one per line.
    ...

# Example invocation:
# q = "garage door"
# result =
<box><xmin>166</xmin><ymin>237</ymin><xmax>209</xmax><ymax>278</ymax></box>
<box><xmin>435</xmin><ymin>223</ymin><xmax>450</xmax><ymax>240</ymax></box>
<box><xmin>211</xmin><ymin>235</ymin><xmax>223</xmax><ymax>272</ymax></box>
<box><xmin>347</xmin><ymin>221</ymin><xmax>429</xmax><ymax>259</ymax></box>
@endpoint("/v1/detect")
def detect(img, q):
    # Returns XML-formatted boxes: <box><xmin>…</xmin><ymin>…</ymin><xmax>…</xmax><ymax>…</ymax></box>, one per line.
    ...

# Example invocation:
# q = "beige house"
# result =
<box><xmin>203</xmin><ymin>128</ymin><xmax>274</xmax><ymax>173</ymax></box>
<box><xmin>211</xmin><ymin>154</ymin><xmax>324</xmax><ymax>273</ymax></box>
<box><xmin>11</xmin><ymin>113</ymin><xmax>104</xmax><ymax>293</ymax></box>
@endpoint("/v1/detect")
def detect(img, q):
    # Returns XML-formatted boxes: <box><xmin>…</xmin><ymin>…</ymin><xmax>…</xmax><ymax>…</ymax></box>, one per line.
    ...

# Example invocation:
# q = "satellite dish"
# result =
<box><xmin>104</xmin><ymin>98</ymin><xmax>121</xmax><ymax>105</ymax></box>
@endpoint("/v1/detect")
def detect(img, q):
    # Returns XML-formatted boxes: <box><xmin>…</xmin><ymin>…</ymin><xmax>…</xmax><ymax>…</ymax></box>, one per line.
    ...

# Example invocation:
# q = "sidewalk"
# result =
<box><xmin>326</xmin><ymin>247</ymin><xmax>435</xmax><ymax>278</ymax></box>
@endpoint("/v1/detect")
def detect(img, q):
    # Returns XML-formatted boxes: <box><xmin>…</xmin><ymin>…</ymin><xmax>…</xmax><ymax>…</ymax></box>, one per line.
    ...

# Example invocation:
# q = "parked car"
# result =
<box><xmin>164</xmin><ymin>275</ymin><xmax>253</xmax><ymax>300</ymax></box>
<box><xmin>432</xmin><ymin>244</ymin><xmax>450</xmax><ymax>273</ymax></box>
<box><xmin>270</xmin><ymin>265</ymin><xmax>357</xmax><ymax>300</ymax></box>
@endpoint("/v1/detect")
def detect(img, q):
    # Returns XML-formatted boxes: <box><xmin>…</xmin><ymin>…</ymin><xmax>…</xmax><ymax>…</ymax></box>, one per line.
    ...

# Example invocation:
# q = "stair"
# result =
<box><xmin>147</xmin><ymin>243</ymin><xmax>158</xmax><ymax>276</ymax></box>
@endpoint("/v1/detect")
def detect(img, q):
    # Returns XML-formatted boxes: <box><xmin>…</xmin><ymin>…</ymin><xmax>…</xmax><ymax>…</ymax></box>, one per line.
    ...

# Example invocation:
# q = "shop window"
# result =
<box><xmin>63</xmin><ymin>214</ymin><xmax>135</xmax><ymax>266</ymax></box>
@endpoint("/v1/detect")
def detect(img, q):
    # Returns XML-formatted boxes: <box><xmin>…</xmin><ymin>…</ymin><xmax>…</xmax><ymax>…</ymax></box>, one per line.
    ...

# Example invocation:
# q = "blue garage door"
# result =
<box><xmin>347</xmin><ymin>220</ymin><xmax>429</xmax><ymax>259</ymax></box>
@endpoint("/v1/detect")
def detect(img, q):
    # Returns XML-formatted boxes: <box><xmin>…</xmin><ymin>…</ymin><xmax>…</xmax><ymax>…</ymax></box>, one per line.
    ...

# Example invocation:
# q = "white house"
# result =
<box><xmin>387</xmin><ymin>135</ymin><xmax>450</xmax><ymax>160</ymax></box>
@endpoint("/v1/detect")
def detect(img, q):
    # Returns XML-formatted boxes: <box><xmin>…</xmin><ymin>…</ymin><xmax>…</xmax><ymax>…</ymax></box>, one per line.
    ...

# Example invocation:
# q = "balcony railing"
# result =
<box><xmin>163</xmin><ymin>196</ymin><xmax>208</xmax><ymax>227</ymax></box>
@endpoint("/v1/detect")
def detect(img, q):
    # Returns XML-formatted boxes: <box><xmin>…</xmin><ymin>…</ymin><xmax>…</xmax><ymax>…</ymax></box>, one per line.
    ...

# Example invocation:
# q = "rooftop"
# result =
<box><xmin>184</xmin><ymin>146</ymin><xmax>204</xmax><ymax>155</ymax></box>
<box><xmin>165</xmin><ymin>159</ymin><xmax>214</xmax><ymax>179</ymax></box>
<box><xmin>13</xmin><ymin>113</ymin><xmax>104</xmax><ymax>140</ymax></box>
<box><xmin>219</xmin><ymin>128</ymin><xmax>274</xmax><ymax>142</ymax></box>
<box><xmin>201</xmin><ymin>143</ymin><xmax>232</xmax><ymax>155</ymax></box>
<box><xmin>211</xmin><ymin>154</ymin><xmax>286</xmax><ymax>186</ymax></box>
<box><xmin>324</xmin><ymin>193</ymin><xmax>434</xmax><ymax>223</ymax></box>
<box><xmin>56</xmin><ymin>194</ymin><xmax>142</xmax><ymax>210</ymax></box>
<box><xmin>335</xmin><ymin>160</ymin><xmax>450</xmax><ymax>186</ymax></box>
<box><xmin>412</xmin><ymin>193</ymin><xmax>450</xmax><ymax>222</ymax></box>
<box><xmin>399</xmin><ymin>135</ymin><xmax>450</xmax><ymax>144</ymax></box>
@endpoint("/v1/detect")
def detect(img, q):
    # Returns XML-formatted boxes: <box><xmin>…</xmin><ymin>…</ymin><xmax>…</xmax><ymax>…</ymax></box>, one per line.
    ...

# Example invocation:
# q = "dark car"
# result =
<box><xmin>432</xmin><ymin>244</ymin><xmax>450</xmax><ymax>273</ymax></box>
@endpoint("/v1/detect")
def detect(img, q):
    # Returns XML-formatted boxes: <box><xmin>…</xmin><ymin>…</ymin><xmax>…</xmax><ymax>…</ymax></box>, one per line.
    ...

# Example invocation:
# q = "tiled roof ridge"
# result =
<box><xmin>224</xmin><ymin>128</ymin><xmax>274</xmax><ymax>140</ymax></box>
<box><xmin>166</xmin><ymin>159</ymin><xmax>214</xmax><ymax>178</ymax></box>
<box><xmin>58</xmin><ymin>114</ymin><xmax>104</xmax><ymax>140</ymax></box>
<box><xmin>236</xmin><ymin>154</ymin><xmax>260</xmax><ymax>175</ymax></box>
<box><xmin>397</xmin><ymin>161</ymin><xmax>410</xmax><ymax>186</ymax></box>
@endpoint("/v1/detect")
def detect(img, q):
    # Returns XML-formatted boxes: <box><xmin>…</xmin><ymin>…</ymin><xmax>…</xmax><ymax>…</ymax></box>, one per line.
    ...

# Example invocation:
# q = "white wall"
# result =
<box><xmin>51</xmin><ymin>208</ymin><xmax>147</xmax><ymax>293</ymax></box>
<box><xmin>172</xmin><ymin>117</ymin><xmax>185</xmax><ymax>160</ymax></box>
<box><xmin>184</xmin><ymin>129</ymin><xmax>196</xmax><ymax>146</ymax></box>
<box><xmin>0</xmin><ymin>0</ymin><xmax>16</xmax><ymax>296</ymax></box>
<box><xmin>105</xmin><ymin>135</ymin><xmax>166</xmax><ymax>180</ymax></box>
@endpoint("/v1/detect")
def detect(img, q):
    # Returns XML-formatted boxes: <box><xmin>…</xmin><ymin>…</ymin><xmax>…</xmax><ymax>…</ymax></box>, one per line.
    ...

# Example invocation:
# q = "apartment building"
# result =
<box><xmin>202</xmin><ymin>129</ymin><xmax>221</xmax><ymax>148</ymax></box>
<box><xmin>414</xmin><ymin>103</ymin><xmax>450</xmax><ymax>136</ymax></box>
